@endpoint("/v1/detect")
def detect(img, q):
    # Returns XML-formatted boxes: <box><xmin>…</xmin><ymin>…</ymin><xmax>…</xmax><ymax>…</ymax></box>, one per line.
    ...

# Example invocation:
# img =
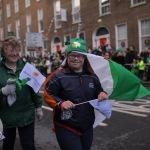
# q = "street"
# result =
<box><xmin>0</xmin><ymin>87</ymin><xmax>150</xmax><ymax>150</ymax></box>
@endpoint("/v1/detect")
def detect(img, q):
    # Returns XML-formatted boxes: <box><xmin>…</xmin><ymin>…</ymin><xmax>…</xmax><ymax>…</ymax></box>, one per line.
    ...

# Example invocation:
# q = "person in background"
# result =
<box><xmin>137</xmin><ymin>57</ymin><xmax>145</xmax><ymax>80</ymax></box>
<box><xmin>103</xmin><ymin>52</ymin><xmax>111</xmax><ymax>60</ymax></box>
<box><xmin>0</xmin><ymin>36</ymin><xmax>43</xmax><ymax>150</ymax></box>
<box><xmin>125</xmin><ymin>46</ymin><xmax>138</xmax><ymax>70</ymax></box>
<box><xmin>44</xmin><ymin>38</ymin><xmax>108</xmax><ymax>150</ymax></box>
<box><xmin>146</xmin><ymin>48</ymin><xmax>150</xmax><ymax>81</ymax></box>
<box><xmin>131</xmin><ymin>59</ymin><xmax>139</xmax><ymax>76</ymax></box>
<box><xmin>112</xmin><ymin>48</ymin><xmax>125</xmax><ymax>66</ymax></box>
<box><xmin>87</xmin><ymin>47</ymin><xmax>92</xmax><ymax>54</ymax></box>
<box><xmin>92</xmin><ymin>47</ymin><xmax>100</xmax><ymax>56</ymax></box>
<box><xmin>51</xmin><ymin>53</ymin><xmax>62</xmax><ymax>71</ymax></box>
<box><xmin>43</xmin><ymin>57</ymin><xmax>51</xmax><ymax>76</ymax></box>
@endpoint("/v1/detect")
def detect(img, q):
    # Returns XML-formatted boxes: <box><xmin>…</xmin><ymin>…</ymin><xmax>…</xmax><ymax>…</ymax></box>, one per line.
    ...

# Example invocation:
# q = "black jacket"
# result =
<box><xmin>46</xmin><ymin>67</ymin><xmax>104</xmax><ymax>132</ymax></box>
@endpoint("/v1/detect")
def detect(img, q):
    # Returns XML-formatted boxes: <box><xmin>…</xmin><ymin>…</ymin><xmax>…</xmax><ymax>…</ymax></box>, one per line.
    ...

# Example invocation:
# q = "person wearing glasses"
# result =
<box><xmin>0</xmin><ymin>36</ymin><xmax>43</xmax><ymax>150</ymax></box>
<box><xmin>44</xmin><ymin>38</ymin><xmax>108</xmax><ymax>150</ymax></box>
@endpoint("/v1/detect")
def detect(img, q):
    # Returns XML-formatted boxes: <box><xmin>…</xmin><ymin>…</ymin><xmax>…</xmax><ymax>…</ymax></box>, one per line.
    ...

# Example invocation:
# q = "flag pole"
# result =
<box><xmin>75</xmin><ymin>99</ymin><xmax>97</xmax><ymax>106</ymax></box>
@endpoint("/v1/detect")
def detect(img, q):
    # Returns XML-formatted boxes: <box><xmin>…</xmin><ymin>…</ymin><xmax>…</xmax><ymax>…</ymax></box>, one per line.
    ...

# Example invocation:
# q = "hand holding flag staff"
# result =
<box><xmin>61</xmin><ymin>99</ymin><xmax>112</xmax><ymax>120</ymax></box>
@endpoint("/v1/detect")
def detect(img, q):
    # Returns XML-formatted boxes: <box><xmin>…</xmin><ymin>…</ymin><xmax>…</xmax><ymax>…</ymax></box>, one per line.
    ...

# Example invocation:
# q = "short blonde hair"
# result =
<box><xmin>0</xmin><ymin>36</ymin><xmax>20</xmax><ymax>53</ymax></box>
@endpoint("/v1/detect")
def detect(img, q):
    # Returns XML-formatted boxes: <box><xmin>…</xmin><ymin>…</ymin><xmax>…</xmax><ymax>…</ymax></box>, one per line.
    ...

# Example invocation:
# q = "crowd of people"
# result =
<box><xmin>21</xmin><ymin>43</ymin><xmax>150</xmax><ymax>81</ymax></box>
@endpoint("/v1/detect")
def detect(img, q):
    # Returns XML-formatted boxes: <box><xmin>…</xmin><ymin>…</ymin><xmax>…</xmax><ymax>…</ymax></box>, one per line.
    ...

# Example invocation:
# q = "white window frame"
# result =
<box><xmin>37</xmin><ymin>9</ymin><xmax>44</xmax><ymax>32</ymax></box>
<box><xmin>16</xmin><ymin>19</ymin><xmax>20</xmax><ymax>39</ymax></box>
<box><xmin>115</xmin><ymin>23</ymin><xmax>128</xmax><ymax>50</ymax></box>
<box><xmin>6</xmin><ymin>3</ymin><xmax>11</xmax><ymax>18</ymax></box>
<box><xmin>25</xmin><ymin>0</ymin><xmax>30</xmax><ymax>8</ymax></box>
<box><xmin>54</xmin><ymin>0</ymin><xmax>61</xmax><ymax>29</ymax></box>
<box><xmin>26</xmin><ymin>14</ymin><xmax>31</xmax><ymax>32</ymax></box>
<box><xmin>0</xmin><ymin>28</ymin><xmax>4</xmax><ymax>40</ymax></box>
<box><xmin>72</xmin><ymin>0</ymin><xmax>81</xmax><ymax>24</ymax></box>
<box><xmin>0</xmin><ymin>9</ymin><xmax>2</xmax><ymax>22</ymax></box>
<box><xmin>14</xmin><ymin>0</ymin><xmax>19</xmax><ymax>13</ymax></box>
<box><xmin>131</xmin><ymin>0</ymin><xmax>146</xmax><ymax>7</ymax></box>
<box><xmin>138</xmin><ymin>18</ymin><xmax>150</xmax><ymax>52</ymax></box>
<box><xmin>99</xmin><ymin>0</ymin><xmax>110</xmax><ymax>16</ymax></box>
<box><xmin>7</xmin><ymin>23</ymin><xmax>12</xmax><ymax>32</ymax></box>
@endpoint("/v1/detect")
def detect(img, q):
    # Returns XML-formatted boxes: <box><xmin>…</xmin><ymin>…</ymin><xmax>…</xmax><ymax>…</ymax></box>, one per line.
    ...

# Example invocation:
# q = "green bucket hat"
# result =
<box><xmin>65</xmin><ymin>38</ymin><xmax>87</xmax><ymax>54</ymax></box>
<box><xmin>114</xmin><ymin>48</ymin><xmax>122</xmax><ymax>54</ymax></box>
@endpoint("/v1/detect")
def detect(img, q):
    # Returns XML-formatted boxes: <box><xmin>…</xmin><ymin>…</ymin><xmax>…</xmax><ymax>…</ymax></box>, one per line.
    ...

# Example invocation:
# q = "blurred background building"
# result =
<box><xmin>0</xmin><ymin>0</ymin><xmax>150</xmax><ymax>57</ymax></box>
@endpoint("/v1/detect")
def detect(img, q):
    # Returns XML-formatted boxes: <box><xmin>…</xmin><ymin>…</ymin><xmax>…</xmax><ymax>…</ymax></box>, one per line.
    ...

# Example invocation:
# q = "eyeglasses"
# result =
<box><xmin>68</xmin><ymin>54</ymin><xmax>85</xmax><ymax>60</ymax></box>
<box><xmin>5</xmin><ymin>48</ymin><xmax>20</xmax><ymax>54</ymax></box>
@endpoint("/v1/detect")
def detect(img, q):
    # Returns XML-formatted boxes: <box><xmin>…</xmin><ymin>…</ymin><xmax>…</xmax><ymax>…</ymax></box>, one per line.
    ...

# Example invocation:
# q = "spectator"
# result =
<box><xmin>112</xmin><ymin>48</ymin><xmax>125</xmax><ymax>66</ymax></box>
<box><xmin>92</xmin><ymin>47</ymin><xmax>100</xmax><ymax>55</ymax></box>
<box><xmin>0</xmin><ymin>36</ymin><xmax>43</xmax><ymax>150</ymax></box>
<box><xmin>125</xmin><ymin>46</ymin><xmax>138</xmax><ymax>70</ymax></box>
<box><xmin>145</xmin><ymin>48</ymin><xmax>150</xmax><ymax>81</ymax></box>
<box><xmin>103</xmin><ymin>52</ymin><xmax>111</xmax><ymax>60</ymax></box>
<box><xmin>131</xmin><ymin>59</ymin><xmax>139</xmax><ymax>76</ymax></box>
<box><xmin>137</xmin><ymin>57</ymin><xmax>145</xmax><ymax>80</ymax></box>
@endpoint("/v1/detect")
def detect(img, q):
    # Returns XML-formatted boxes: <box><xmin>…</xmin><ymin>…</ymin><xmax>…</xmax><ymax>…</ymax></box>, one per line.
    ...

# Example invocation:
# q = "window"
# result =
<box><xmin>99</xmin><ymin>0</ymin><xmax>110</xmax><ymax>16</ymax></box>
<box><xmin>0</xmin><ymin>9</ymin><xmax>2</xmax><ymax>21</ymax></box>
<box><xmin>139</xmin><ymin>18</ymin><xmax>150</xmax><ymax>50</ymax></box>
<box><xmin>131</xmin><ymin>0</ymin><xmax>145</xmax><ymax>6</ymax></box>
<box><xmin>43</xmin><ymin>41</ymin><xmax>47</xmax><ymax>49</ymax></box>
<box><xmin>64</xmin><ymin>35</ymin><xmax>71</xmax><ymax>42</ymax></box>
<box><xmin>7</xmin><ymin>24</ymin><xmax>12</xmax><ymax>32</ymax></box>
<box><xmin>96</xmin><ymin>27</ymin><xmax>109</xmax><ymax>36</ymax></box>
<box><xmin>14</xmin><ymin>0</ymin><xmax>19</xmax><ymax>13</ymax></box>
<box><xmin>78</xmin><ymin>32</ymin><xmax>85</xmax><ymax>40</ymax></box>
<box><xmin>37</xmin><ymin>9</ymin><xmax>44</xmax><ymax>32</ymax></box>
<box><xmin>25</xmin><ymin>0</ymin><xmax>30</xmax><ymax>7</ymax></box>
<box><xmin>26</xmin><ymin>14</ymin><xmax>31</xmax><ymax>32</ymax></box>
<box><xmin>54</xmin><ymin>0</ymin><xmax>61</xmax><ymax>28</ymax></box>
<box><xmin>116</xmin><ymin>23</ymin><xmax>127</xmax><ymax>49</ymax></box>
<box><xmin>6</xmin><ymin>3</ymin><xmax>11</xmax><ymax>18</ymax></box>
<box><xmin>16</xmin><ymin>19</ymin><xmax>20</xmax><ymax>39</ymax></box>
<box><xmin>64</xmin><ymin>35</ymin><xmax>71</xmax><ymax>48</ymax></box>
<box><xmin>72</xmin><ymin>0</ymin><xmax>81</xmax><ymax>23</ymax></box>
<box><xmin>36</xmin><ymin>0</ymin><xmax>40</xmax><ymax>2</ymax></box>
<box><xmin>0</xmin><ymin>28</ymin><xmax>4</xmax><ymax>40</ymax></box>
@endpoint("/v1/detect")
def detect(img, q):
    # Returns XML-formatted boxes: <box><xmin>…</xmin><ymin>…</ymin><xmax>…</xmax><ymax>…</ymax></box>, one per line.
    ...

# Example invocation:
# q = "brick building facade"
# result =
<box><xmin>0</xmin><ymin>0</ymin><xmax>150</xmax><ymax>57</ymax></box>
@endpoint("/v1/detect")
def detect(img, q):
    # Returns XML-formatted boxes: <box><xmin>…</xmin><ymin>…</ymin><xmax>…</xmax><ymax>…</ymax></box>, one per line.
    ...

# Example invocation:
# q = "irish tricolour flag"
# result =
<box><xmin>85</xmin><ymin>53</ymin><xmax>150</xmax><ymax>101</ymax></box>
<box><xmin>85</xmin><ymin>53</ymin><xmax>150</xmax><ymax>128</ymax></box>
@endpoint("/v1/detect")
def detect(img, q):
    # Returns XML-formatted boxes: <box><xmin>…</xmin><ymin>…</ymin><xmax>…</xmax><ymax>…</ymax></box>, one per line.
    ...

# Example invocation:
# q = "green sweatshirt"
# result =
<box><xmin>0</xmin><ymin>59</ymin><xmax>43</xmax><ymax>128</ymax></box>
